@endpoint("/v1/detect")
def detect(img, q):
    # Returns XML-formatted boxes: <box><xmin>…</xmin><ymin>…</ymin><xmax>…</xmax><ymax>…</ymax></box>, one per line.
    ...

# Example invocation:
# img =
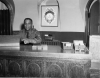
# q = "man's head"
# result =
<box><xmin>24</xmin><ymin>18</ymin><xmax>33</xmax><ymax>30</ymax></box>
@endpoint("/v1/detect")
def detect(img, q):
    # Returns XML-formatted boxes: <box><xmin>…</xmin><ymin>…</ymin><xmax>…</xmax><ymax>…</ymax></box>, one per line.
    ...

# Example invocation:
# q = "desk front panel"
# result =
<box><xmin>0</xmin><ymin>50</ymin><xmax>91</xmax><ymax>77</ymax></box>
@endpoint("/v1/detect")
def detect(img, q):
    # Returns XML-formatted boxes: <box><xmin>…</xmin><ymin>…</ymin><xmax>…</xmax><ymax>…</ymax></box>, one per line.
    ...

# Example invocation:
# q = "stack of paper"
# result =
<box><xmin>32</xmin><ymin>45</ymin><xmax>48</xmax><ymax>51</ymax></box>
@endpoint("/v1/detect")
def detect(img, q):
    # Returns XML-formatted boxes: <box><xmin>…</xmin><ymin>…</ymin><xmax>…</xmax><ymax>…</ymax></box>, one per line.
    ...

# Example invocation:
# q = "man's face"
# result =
<box><xmin>24</xmin><ymin>19</ymin><xmax>32</xmax><ymax>30</ymax></box>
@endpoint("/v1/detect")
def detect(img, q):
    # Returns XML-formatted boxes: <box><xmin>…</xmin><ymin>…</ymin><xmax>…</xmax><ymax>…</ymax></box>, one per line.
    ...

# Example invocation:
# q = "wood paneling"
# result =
<box><xmin>0</xmin><ymin>53</ymin><xmax>91</xmax><ymax>77</ymax></box>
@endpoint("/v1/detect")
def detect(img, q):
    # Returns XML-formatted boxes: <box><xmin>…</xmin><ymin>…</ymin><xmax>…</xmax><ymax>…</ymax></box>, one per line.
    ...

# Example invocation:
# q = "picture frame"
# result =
<box><xmin>41</xmin><ymin>5</ymin><xmax>58</xmax><ymax>27</ymax></box>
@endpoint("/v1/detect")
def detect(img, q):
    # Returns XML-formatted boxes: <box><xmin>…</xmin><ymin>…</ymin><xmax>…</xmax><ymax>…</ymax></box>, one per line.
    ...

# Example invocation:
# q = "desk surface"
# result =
<box><xmin>0</xmin><ymin>45</ymin><xmax>91</xmax><ymax>60</ymax></box>
<box><xmin>0</xmin><ymin>35</ymin><xmax>91</xmax><ymax>60</ymax></box>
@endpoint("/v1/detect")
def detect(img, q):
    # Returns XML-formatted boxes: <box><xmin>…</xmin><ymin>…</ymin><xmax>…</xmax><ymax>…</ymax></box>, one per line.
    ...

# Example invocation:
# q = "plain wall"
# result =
<box><xmin>13</xmin><ymin>0</ymin><xmax>89</xmax><ymax>32</ymax></box>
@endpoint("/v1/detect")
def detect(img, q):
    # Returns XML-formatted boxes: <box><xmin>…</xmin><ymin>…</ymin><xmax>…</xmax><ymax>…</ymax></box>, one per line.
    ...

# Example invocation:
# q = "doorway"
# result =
<box><xmin>0</xmin><ymin>0</ymin><xmax>15</xmax><ymax>35</ymax></box>
<box><xmin>89</xmin><ymin>0</ymin><xmax>99</xmax><ymax>35</ymax></box>
<box><xmin>85</xmin><ymin>0</ymin><xmax>99</xmax><ymax>47</ymax></box>
<box><xmin>0</xmin><ymin>2</ymin><xmax>10</xmax><ymax>35</ymax></box>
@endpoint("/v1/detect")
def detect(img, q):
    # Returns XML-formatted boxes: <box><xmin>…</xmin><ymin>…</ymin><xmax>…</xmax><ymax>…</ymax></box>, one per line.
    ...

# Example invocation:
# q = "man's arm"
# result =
<box><xmin>28</xmin><ymin>30</ymin><xmax>42</xmax><ymax>44</ymax></box>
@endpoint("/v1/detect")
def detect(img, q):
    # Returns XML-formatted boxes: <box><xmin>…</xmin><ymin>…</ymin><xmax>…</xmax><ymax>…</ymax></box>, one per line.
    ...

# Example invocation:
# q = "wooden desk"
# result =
<box><xmin>0</xmin><ymin>46</ymin><xmax>91</xmax><ymax>77</ymax></box>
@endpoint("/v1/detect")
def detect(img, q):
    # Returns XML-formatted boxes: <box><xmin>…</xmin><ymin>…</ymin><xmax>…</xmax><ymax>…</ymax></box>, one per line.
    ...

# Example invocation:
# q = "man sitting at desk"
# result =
<box><xmin>19</xmin><ymin>18</ymin><xmax>42</xmax><ymax>44</ymax></box>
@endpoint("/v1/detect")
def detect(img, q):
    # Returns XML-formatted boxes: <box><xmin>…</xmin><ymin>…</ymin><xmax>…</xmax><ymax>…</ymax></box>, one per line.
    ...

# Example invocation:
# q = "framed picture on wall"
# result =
<box><xmin>41</xmin><ymin>5</ymin><xmax>58</xmax><ymax>27</ymax></box>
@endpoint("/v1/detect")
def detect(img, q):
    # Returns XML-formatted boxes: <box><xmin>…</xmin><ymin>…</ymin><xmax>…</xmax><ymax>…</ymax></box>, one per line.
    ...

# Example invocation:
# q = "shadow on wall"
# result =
<box><xmin>20</xmin><ymin>23</ymin><xmax>25</xmax><ymax>30</ymax></box>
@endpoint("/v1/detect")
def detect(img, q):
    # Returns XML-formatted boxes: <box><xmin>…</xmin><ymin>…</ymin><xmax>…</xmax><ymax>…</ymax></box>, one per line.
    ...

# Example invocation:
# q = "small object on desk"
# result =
<box><xmin>44</xmin><ymin>34</ymin><xmax>54</xmax><ymax>41</ymax></box>
<box><xmin>62</xmin><ymin>42</ymin><xmax>73</xmax><ymax>50</ymax></box>
<box><xmin>37</xmin><ymin>45</ymin><xmax>43</xmax><ymax>50</ymax></box>
<box><xmin>73</xmin><ymin>40</ymin><xmax>86</xmax><ymax>54</ymax></box>
<box><xmin>32</xmin><ymin>46</ymin><xmax>38</xmax><ymax>50</ymax></box>
<box><xmin>42</xmin><ymin>45</ymin><xmax>48</xmax><ymax>51</ymax></box>
<box><xmin>32</xmin><ymin>45</ymin><xmax>43</xmax><ymax>51</ymax></box>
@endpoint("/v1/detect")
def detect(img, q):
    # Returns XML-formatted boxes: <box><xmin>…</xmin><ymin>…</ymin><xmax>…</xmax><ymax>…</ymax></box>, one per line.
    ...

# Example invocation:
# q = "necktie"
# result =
<box><xmin>26</xmin><ymin>31</ymin><xmax>29</xmax><ymax>38</ymax></box>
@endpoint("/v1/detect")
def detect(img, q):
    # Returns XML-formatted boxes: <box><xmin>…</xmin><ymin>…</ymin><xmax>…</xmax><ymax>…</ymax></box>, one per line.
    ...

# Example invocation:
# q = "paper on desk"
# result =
<box><xmin>42</xmin><ymin>45</ymin><xmax>48</xmax><ymax>51</ymax></box>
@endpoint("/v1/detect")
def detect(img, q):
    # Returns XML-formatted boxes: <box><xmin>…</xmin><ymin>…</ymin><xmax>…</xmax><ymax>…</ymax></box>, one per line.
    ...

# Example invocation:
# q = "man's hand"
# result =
<box><xmin>22</xmin><ymin>38</ymin><xmax>29</xmax><ymax>44</ymax></box>
<box><xmin>21</xmin><ymin>38</ymin><xmax>37</xmax><ymax>44</ymax></box>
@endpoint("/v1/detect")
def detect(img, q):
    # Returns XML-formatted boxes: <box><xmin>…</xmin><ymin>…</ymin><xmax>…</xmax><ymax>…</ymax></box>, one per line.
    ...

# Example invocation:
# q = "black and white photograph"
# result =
<box><xmin>0</xmin><ymin>0</ymin><xmax>99</xmax><ymax>78</ymax></box>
